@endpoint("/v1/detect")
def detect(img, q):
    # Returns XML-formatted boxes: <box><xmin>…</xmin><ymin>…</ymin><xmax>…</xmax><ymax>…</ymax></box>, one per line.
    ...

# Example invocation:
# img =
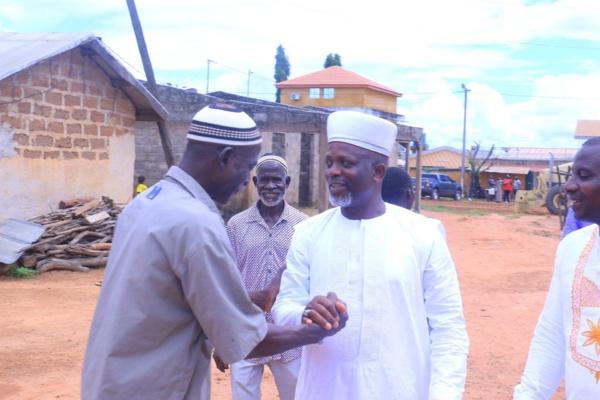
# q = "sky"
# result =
<box><xmin>1</xmin><ymin>0</ymin><xmax>599</xmax><ymax>151</ymax></box>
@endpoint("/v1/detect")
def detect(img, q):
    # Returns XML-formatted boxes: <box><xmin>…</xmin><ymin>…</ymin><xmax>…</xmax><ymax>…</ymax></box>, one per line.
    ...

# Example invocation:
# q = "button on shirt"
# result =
<box><xmin>227</xmin><ymin>201</ymin><xmax>308</xmax><ymax>364</ymax></box>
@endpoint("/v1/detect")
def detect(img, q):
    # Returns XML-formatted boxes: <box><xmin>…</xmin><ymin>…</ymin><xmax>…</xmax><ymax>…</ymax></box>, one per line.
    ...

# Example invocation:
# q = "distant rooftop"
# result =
<box><xmin>275</xmin><ymin>66</ymin><xmax>402</xmax><ymax>97</ymax></box>
<box><xmin>498</xmin><ymin>147</ymin><xmax>578</xmax><ymax>161</ymax></box>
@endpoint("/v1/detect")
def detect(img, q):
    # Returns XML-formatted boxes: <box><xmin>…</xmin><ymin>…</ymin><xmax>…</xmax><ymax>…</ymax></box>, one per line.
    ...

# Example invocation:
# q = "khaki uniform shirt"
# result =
<box><xmin>82</xmin><ymin>166</ymin><xmax>268</xmax><ymax>400</ymax></box>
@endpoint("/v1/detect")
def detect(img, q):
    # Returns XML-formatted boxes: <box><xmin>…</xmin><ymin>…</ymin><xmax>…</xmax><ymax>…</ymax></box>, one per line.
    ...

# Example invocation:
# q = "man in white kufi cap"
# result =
<box><xmin>82</xmin><ymin>104</ymin><xmax>348</xmax><ymax>400</ymax></box>
<box><xmin>273</xmin><ymin>111</ymin><xmax>469</xmax><ymax>399</ymax></box>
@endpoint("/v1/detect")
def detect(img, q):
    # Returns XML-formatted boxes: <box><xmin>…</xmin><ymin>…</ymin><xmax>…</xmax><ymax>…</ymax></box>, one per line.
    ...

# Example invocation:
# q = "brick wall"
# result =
<box><xmin>0</xmin><ymin>49</ymin><xmax>137</xmax><ymax>220</ymax></box>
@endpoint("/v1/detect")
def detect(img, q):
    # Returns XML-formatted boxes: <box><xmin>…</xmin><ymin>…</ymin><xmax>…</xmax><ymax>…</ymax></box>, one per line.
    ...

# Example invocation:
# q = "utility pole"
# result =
<box><xmin>126</xmin><ymin>0</ymin><xmax>175</xmax><ymax>167</ymax></box>
<box><xmin>460</xmin><ymin>84</ymin><xmax>470</xmax><ymax>197</ymax></box>
<box><xmin>206</xmin><ymin>59</ymin><xmax>211</xmax><ymax>94</ymax></box>
<box><xmin>247</xmin><ymin>69</ymin><xmax>252</xmax><ymax>97</ymax></box>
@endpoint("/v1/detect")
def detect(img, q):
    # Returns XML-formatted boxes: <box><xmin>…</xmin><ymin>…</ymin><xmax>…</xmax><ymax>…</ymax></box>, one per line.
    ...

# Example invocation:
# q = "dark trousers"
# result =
<box><xmin>503</xmin><ymin>190</ymin><xmax>511</xmax><ymax>202</ymax></box>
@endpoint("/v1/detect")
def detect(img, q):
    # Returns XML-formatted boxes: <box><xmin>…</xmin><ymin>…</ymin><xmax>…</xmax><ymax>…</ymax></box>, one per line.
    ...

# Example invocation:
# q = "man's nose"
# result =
<box><xmin>564</xmin><ymin>176</ymin><xmax>577</xmax><ymax>193</ymax></box>
<box><xmin>326</xmin><ymin>163</ymin><xmax>341</xmax><ymax>177</ymax></box>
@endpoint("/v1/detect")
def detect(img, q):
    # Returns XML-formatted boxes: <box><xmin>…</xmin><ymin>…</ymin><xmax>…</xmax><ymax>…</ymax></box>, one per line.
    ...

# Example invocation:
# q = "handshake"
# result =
<box><xmin>213</xmin><ymin>291</ymin><xmax>348</xmax><ymax>372</ymax></box>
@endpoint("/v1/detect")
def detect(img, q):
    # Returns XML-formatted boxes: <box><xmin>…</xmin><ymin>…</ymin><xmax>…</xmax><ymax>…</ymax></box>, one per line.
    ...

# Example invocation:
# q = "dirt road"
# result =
<box><xmin>0</xmin><ymin>200</ymin><xmax>567</xmax><ymax>399</ymax></box>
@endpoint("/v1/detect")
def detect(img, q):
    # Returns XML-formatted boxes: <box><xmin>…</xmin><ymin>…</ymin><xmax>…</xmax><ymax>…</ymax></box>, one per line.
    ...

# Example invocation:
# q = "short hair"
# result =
<box><xmin>138</xmin><ymin>175</ymin><xmax>145</xmax><ymax>183</ymax></box>
<box><xmin>381</xmin><ymin>167</ymin><xmax>413</xmax><ymax>201</ymax></box>
<box><xmin>582</xmin><ymin>137</ymin><xmax>600</xmax><ymax>147</ymax></box>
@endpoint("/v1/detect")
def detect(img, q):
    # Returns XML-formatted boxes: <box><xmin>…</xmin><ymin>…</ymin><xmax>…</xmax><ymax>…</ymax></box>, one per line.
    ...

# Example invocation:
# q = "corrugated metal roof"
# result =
<box><xmin>498</xmin><ymin>147</ymin><xmax>577</xmax><ymax>161</ymax></box>
<box><xmin>275</xmin><ymin>66</ymin><xmax>402</xmax><ymax>97</ymax></box>
<box><xmin>409</xmin><ymin>147</ymin><xmax>463</xmax><ymax>169</ymax></box>
<box><xmin>0</xmin><ymin>218</ymin><xmax>45</xmax><ymax>264</ymax></box>
<box><xmin>487</xmin><ymin>165</ymin><xmax>535</xmax><ymax>175</ymax></box>
<box><xmin>0</xmin><ymin>32</ymin><xmax>95</xmax><ymax>80</ymax></box>
<box><xmin>0</xmin><ymin>32</ymin><xmax>167</xmax><ymax>121</ymax></box>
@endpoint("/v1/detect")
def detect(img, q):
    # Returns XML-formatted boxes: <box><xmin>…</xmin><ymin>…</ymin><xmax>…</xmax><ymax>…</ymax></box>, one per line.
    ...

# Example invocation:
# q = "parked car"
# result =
<box><xmin>421</xmin><ymin>173</ymin><xmax>462</xmax><ymax>200</ymax></box>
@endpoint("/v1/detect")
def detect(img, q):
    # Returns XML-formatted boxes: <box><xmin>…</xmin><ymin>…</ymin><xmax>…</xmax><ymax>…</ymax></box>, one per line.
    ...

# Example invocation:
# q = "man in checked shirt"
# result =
<box><xmin>215</xmin><ymin>153</ymin><xmax>308</xmax><ymax>400</ymax></box>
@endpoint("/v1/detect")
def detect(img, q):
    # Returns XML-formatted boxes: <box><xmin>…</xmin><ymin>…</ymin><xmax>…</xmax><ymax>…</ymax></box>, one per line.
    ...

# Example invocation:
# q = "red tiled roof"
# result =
<box><xmin>275</xmin><ymin>66</ymin><xmax>402</xmax><ymax>97</ymax></box>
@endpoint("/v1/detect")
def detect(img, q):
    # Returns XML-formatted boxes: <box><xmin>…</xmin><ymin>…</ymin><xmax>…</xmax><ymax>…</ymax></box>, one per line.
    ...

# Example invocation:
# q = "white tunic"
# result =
<box><xmin>514</xmin><ymin>224</ymin><xmax>600</xmax><ymax>399</ymax></box>
<box><xmin>272</xmin><ymin>204</ymin><xmax>469</xmax><ymax>400</ymax></box>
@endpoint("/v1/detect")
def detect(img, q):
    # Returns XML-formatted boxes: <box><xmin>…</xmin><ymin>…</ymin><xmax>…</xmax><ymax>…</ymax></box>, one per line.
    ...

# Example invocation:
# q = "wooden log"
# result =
<box><xmin>58</xmin><ymin>197</ymin><xmax>95</xmax><ymax>209</ymax></box>
<box><xmin>89</xmin><ymin>243</ymin><xmax>112</xmax><ymax>250</ymax></box>
<box><xmin>21</xmin><ymin>254</ymin><xmax>39</xmax><ymax>268</ymax></box>
<box><xmin>44</xmin><ymin>219</ymin><xmax>73</xmax><ymax>229</ymax></box>
<box><xmin>84</xmin><ymin>211</ymin><xmax>110</xmax><ymax>225</ymax></box>
<box><xmin>36</xmin><ymin>258</ymin><xmax>90</xmax><ymax>273</ymax></box>
<box><xmin>64</xmin><ymin>247</ymin><xmax>108</xmax><ymax>257</ymax></box>
<box><xmin>73</xmin><ymin>199</ymin><xmax>101</xmax><ymax>216</ymax></box>
<box><xmin>69</xmin><ymin>230</ymin><xmax>107</xmax><ymax>245</ymax></box>
<box><xmin>78</xmin><ymin>256</ymin><xmax>108</xmax><ymax>267</ymax></box>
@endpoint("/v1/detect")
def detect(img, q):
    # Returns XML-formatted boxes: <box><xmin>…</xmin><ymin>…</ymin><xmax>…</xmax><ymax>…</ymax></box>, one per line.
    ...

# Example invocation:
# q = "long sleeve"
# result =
<box><xmin>271</xmin><ymin>224</ymin><xmax>310</xmax><ymax>326</ymax></box>
<box><xmin>424</xmin><ymin>225</ymin><xmax>470</xmax><ymax>399</ymax></box>
<box><xmin>513</xmin><ymin>258</ymin><xmax>566</xmax><ymax>399</ymax></box>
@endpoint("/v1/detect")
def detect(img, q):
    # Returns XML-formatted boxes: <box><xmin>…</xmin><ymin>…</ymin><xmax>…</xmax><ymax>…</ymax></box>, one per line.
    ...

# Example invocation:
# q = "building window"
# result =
<box><xmin>323</xmin><ymin>88</ymin><xmax>334</xmax><ymax>99</ymax></box>
<box><xmin>309</xmin><ymin>88</ymin><xmax>320</xmax><ymax>99</ymax></box>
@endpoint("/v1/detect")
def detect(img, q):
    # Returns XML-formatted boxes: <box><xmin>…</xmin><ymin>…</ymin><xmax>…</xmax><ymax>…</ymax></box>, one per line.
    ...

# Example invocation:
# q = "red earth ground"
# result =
<box><xmin>0</xmin><ymin>199</ymin><xmax>567</xmax><ymax>399</ymax></box>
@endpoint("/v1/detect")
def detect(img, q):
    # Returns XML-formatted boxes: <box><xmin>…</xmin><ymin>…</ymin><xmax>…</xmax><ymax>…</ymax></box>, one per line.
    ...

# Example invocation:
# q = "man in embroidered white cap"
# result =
<box><xmin>213</xmin><ymin>153</ymin><xmax>308</xmax><ymax>400</ymax></box>
<box><xmin>514</xmin><ymin>137</ymin><xmax>600</xmax><ymax>400</ymax></box>
<box><xmin>273</xmin><ymin>110</ymin><xmax>469</xmax><ymax>400</ymax></box>
<box><xmin>81</xmin><ymin>104</ymin><xmax>347</xmax><ymax>400</ymax></box>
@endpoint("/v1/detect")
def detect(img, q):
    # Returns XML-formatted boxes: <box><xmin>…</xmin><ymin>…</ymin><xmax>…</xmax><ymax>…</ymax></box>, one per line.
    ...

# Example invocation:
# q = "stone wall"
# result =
<box><xmin>0</xmin><ymin>49</ymin><xmax>137</xmax><ymax>220</ymax></box>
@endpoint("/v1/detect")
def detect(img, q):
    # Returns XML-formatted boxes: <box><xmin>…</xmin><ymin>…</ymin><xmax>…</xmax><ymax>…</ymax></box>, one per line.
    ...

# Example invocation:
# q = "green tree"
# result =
<box><xmin>274</xmin><ymin>44</ymin><xmax>291</xmax><ymax>103</ymax></box>
<box><xmin>324</xmin><ymin>53</ymin><xmax>342</xmax><ymax>68</ymax></box>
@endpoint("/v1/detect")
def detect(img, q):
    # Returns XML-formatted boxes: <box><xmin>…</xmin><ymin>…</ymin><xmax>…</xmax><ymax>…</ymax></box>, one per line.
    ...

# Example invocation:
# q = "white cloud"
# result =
<box><xmin>1</xmin><ymin>0</ymin><xmax>598</xmax><ymax>150</ymax></box>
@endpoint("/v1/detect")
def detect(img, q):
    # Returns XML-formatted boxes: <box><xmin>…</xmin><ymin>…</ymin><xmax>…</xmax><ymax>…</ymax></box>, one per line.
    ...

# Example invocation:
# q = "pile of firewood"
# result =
<box><xmin>21</xmin><ymin>197</ymin><xmax>123</xmax><ymax>273</ymax></box>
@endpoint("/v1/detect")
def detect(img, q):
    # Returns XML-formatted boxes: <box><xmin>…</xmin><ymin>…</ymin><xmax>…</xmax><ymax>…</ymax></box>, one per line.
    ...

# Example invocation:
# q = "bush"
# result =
<box><xmin>5</xmin><ymin>266</ymin><xmax>39</xmax><ymax>279</ymax></box>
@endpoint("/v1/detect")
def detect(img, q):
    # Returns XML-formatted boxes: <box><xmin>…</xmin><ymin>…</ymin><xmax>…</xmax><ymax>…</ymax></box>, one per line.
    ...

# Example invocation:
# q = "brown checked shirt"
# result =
<box><xmin>227</xmin><ymin>200</ymin><xmax>308</xmax><ymax>364</ymax></box>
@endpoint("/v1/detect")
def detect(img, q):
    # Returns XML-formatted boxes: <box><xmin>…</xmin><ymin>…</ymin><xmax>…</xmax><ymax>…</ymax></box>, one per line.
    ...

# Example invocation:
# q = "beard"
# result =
<box><xmin>259</xmin><ymin>190</ymin><xmax>284</xmax><ymax>208</ymax></box>
<box><xmin>329</xmin><ymin>191</ymin><xmax>353</xmax><ymax>208</ymax></box>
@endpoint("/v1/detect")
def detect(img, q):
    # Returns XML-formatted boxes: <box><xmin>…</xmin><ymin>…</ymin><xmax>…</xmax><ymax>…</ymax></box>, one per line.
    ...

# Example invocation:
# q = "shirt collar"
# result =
<box><xmin>165</xmin><ymin>166</ymin><xmax>220</xmax><ymax>215</ymax></box>
<box><xmin>247</xmin><ymin>200</ymin><xmax>291</xmax><ymax>226</ymax></box>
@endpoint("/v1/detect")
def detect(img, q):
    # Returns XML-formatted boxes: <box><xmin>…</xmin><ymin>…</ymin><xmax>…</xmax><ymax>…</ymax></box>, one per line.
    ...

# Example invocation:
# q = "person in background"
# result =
<box><xmin>381</xmin><ymin>166</ymin><xmax>414</xmax><ymax>210</ymax></box>
<box><xmin>273</xmin><ymin>110</ymin><xmax>468</xmax><ymax>400</ymax></box>
<box><xmin>488</xmin><ymin>175</ymin><xmax>495</xmax><ymax>188</ymax></box>
<box><xmin>513</xmin><ymin>176</ymin><xmax>522</xmax><ymax>199</ymax></box>
<box><xmin>135</xmin><ymin>175</ymin><xmax>147</xmax><ymax>196</ymax></box>
<box><xmin>513</xmin><ymin>137</ymin><xmax>600</xmax><ymax>399</ymax></box>
<box><xmin>81</xmin><ymin>103</ymin><xmax>347</xmax><ymax>400</ymax></box>
<box><xmin>502</xmin><ymin>174</ymin><xmax>513</xmax><ymax>203</ymax></box>
<box><xmin>487</xmin><ymin>185</ymin><xmax>496</xmax><ymax>203</ymax></box>
<box><xmin>496</xmin><ymin>177</ymin><xmax>504</xmax><ymax>202</ymax></box>
<box><xmin>218</xmin><ymin>153</ymin><xmax>308</xmax><ymax>400</ymax></box>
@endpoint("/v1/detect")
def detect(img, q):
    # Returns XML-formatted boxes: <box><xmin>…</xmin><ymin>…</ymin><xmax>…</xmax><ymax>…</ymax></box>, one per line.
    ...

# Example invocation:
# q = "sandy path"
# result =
<box><xmin>0</xmin><ymin>200</ymin><xmax>567</xmax><ymax>399</ymax></box>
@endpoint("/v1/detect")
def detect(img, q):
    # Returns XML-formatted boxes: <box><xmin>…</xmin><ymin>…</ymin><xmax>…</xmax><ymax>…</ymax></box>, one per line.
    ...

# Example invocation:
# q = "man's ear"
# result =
<box><xmin>285</xmin><ymin>176</ymin><xmax>291</xmax><ymax>188</ymax></box>
<box><xmin>252</xmin><ymin>175</ymin><xmax>258</xmax><ymax>186</ymax></box>
<box><xmin>218</xmin><ymin>147</ymin><xmax>234</xmax><ymax>168</ymax></box>
<box><xmin>373</xmin><ymin>164</ymin><xmax>386</xmax><ymax>182</ymax></box>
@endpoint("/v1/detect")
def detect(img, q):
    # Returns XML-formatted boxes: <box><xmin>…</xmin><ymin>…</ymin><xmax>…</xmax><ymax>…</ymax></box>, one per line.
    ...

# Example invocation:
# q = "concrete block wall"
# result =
<box><xmin>135</xmin><ymin>86</ymin><xmax>329</xmax><ymax>215</ymax></box>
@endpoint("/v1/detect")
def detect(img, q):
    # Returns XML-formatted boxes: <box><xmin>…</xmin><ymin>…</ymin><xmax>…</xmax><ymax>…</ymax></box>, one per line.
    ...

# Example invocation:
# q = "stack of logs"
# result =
<box><xmin>21</xmin><ymin>197</ymin><xmax>122</xmax><ymax>273</ymax></box>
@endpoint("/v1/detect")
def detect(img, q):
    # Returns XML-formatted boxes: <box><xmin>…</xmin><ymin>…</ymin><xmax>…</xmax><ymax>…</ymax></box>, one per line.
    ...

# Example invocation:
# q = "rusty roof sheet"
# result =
<box><xmin>0</xmin><ymin>32</ymin><xmax>167</xmax><ymax>121</ymax></box>
<box><xmin>275</xmin><ymin>66</ymin><xmax>402</xmax><ymax>97</ymax></box>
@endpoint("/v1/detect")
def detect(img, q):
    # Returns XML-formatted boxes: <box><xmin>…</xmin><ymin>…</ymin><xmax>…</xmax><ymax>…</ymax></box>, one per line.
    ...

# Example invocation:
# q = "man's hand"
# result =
<box><xmin>212</xmin><ymin>351</ymin><xmax>229</xmax><ymax>373</ymax></box>
<box><xmin>302</xmin><ymin>292</ymin><xmax>348</xmax><ymax>331</ymax></box>
<box><xmin>249</xmin><ymin>263</ymin><xmax>286</xmax><ymax>312</ymax></box>
<box><xmin>263</xmin><ymin>262</ymin><xmax>286</xmax><ymax>312</ymax></box>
